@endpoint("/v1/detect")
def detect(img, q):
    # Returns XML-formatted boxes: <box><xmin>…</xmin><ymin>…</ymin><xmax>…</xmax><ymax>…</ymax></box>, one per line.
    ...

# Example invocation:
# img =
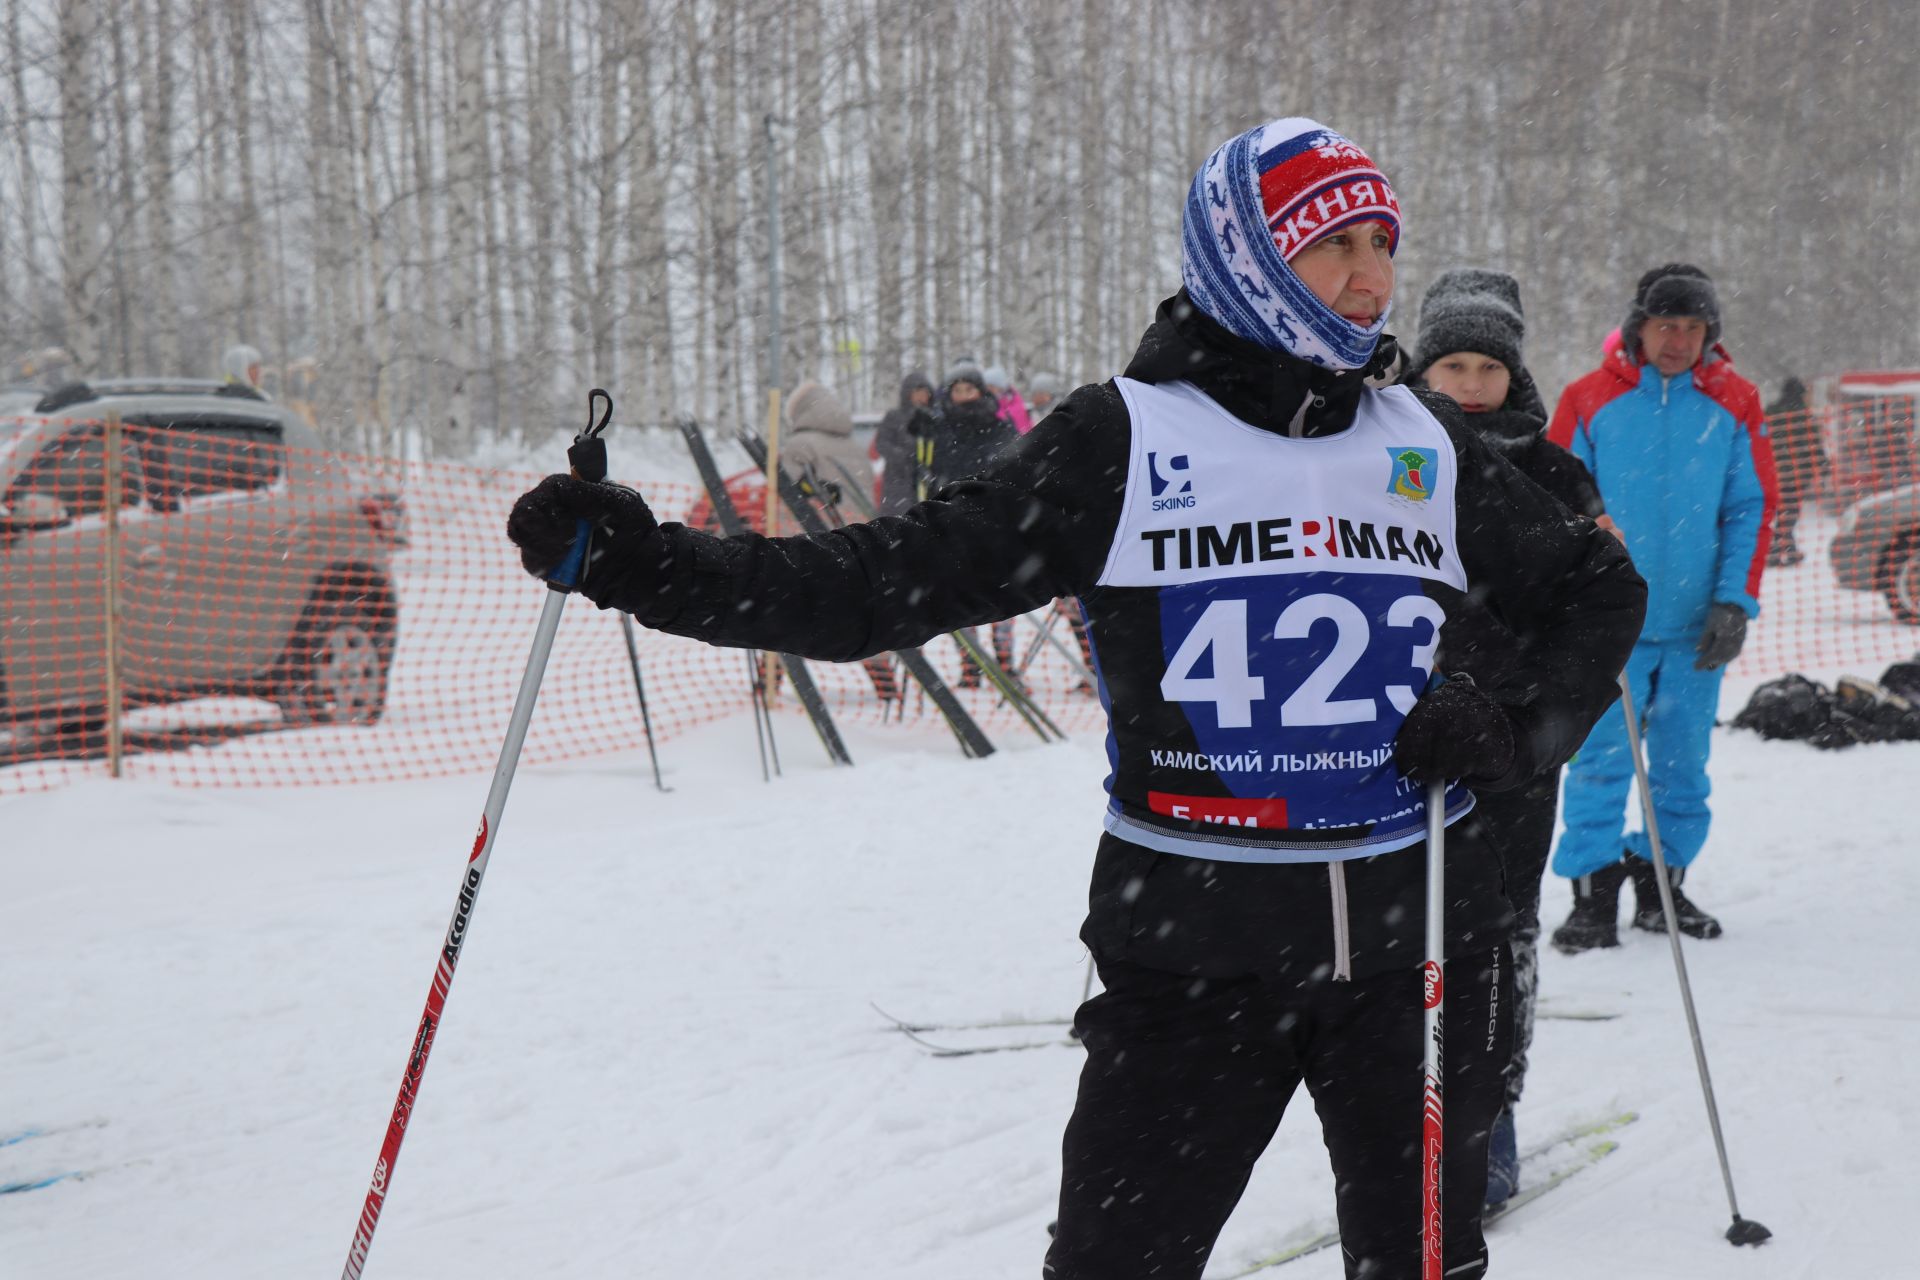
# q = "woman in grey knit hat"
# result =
<box><xmin>1404</xmin><ymin>266</ymin><xmax>1618</xmax><ymax>1214</ymax></box>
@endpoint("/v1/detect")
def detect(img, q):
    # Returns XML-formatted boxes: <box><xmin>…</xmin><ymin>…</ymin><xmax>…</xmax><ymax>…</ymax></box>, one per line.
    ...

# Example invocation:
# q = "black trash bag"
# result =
<box><xmin>1731</xmin><ymin>674</ymin><xmax>1836</xmax><ymax>742</ymax></box>
<box><xmin>1835</xmin><ymin>676</ymin><xmax>1920</xmax><ymax>743</ymax></box>
<box><xmin>1878</xmin><ymin>660</ymin><xmax>1920</xmax><ymax>705</ymax></box>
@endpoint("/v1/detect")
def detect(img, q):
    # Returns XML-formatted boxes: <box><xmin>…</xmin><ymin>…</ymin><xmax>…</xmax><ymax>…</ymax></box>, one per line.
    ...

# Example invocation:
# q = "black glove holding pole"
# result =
<box><xmin>508</xmin><ymin>474</ymin><xmax>660</xmax><ymax>577</ymax></box>
<box><xmin>1393</xmin><ymin>674</ymin><xmax>1518</xmax><ymax>787</ymax></box>
<box><xmin>506</xmin><ymin>388</ymin><xmax>670</xmax><ymax>603</ymax></box>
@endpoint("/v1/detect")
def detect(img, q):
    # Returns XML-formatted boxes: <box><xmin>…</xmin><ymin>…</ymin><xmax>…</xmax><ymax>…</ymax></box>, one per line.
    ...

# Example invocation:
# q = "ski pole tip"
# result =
<box><xmin>1725</xmin><ymin>1215</ymin><xmax>1772</xmax><ymax>1247</ymax></box>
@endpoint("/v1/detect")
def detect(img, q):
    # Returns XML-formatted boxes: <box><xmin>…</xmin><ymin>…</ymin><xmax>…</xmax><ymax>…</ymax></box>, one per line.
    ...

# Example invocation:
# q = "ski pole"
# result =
<box><xmin>1421</xmin><ymin>777</ymin><xmax>1447</xmax><ymax>1280</ymax></box>
<box><xmin>340</xmin><ymin>395</ymin><xmax>610</xmax><ymax>1280</ymax></box>
<box><xmin>1016</xmin><ymin>606</ymin><xmax>1062</xmax><ymax>677</ymax></box>
<box><xmin>617</xmin><ymin>612</ymin><xmax>668</xmax><ymax>791</ymax></box>
<box><xmin>1616</xmin><ymin>674</ymin><xmax>1772</xmax><ymax>1247</ymax></box>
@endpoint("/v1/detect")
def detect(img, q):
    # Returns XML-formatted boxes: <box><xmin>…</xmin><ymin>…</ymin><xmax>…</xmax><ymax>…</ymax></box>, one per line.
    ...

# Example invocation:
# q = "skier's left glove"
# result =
<box><xmin>507</xmin><ymin>474</ymin><xmax>666</xmax><ymax>604</ymax></box>
<box><xmin>1694</xmin><ymin>602</ymin><xmax>1748</xmax><ymax>670</ymax></box>
<box><xmin>1393</xmin><ymin>675</ymin><xmax>1516</xmax><ymax>787</ymax></box>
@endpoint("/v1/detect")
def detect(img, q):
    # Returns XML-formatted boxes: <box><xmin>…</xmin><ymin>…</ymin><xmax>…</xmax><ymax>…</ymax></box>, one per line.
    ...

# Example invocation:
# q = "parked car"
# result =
<box><xmin>1831</xmin><ymin>481</ymin><xmax>1920</xmax><ymax>624</ymax></box>
<box><xmin>0</xmin><ymin>379</ymin><xmax>405</xmax><ymax>732</ymax></box>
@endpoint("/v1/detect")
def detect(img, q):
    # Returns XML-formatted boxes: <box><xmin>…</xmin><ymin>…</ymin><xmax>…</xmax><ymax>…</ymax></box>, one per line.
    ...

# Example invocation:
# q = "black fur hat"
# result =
<box><xmin>1625</xmin><ymin>263</ymin><xmax>1721</xmax><ymax>358</ymax></box>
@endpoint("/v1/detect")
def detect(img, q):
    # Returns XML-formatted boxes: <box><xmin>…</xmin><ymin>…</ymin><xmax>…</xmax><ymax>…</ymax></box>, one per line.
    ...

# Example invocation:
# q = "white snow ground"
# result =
<box><xmin>3</xmin><ymin>704</ymin><xmax>1915</xmax><ymax>1278</ymax></box>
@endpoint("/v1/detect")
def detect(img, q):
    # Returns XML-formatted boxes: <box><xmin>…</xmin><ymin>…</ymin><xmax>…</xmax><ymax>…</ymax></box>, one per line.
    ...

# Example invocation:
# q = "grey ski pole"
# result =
<box><xmin>617</xmin><ymin>613</ymin><xmax>668</xmax><ymax>791</ymax></box>
<box><xmin>1617</xmin><ymin>673</ymin><xmax>1772</xmax><ymax>1247</ymax></box>
<box><xmin>342</xmin><ymin>392</ymin><xmax>612</xmax><ymax>1280</ymax></box>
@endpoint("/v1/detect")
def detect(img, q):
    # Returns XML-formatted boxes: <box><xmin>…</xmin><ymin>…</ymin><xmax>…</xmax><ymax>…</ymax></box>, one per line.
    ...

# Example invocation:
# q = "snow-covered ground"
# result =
<box><xmin>3</xmin><ymin>705</ymin><xmax>1915</xmax><ymax>1278</ymax></box>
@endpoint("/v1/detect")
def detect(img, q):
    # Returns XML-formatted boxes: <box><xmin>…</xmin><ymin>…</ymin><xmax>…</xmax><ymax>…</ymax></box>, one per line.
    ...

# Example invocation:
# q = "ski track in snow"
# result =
<box><xmin>1</xmin><ymin>705</ymin><xmax>1914</xmax><ymax>1278</ymax></box>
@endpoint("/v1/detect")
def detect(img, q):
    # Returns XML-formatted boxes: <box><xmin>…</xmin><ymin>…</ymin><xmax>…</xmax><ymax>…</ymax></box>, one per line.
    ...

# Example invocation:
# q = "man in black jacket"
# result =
<box><xmin>508</xmin><ymin>117</ymin><xmax>1645</xmax><ymax>1280</ymax></box>
<box><xmin>873</xmin><ymin>369</ymin><xmax>935</xmax><ymax>515</ymax></box>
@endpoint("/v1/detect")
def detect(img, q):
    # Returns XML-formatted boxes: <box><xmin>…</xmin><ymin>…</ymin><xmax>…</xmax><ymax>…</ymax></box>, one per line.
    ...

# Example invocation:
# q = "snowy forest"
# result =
<box><xmin>2</xmin><ymin>0</ymin><xmax>1915</xmax><ymax>457</ymax></box>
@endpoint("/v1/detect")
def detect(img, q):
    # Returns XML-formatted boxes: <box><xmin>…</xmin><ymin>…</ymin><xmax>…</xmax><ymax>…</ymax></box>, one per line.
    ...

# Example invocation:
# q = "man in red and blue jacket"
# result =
<box><xmin>1547</xmin><ymin>264</ymin><xmax>1777</xmax><ymax>952</ymax></box>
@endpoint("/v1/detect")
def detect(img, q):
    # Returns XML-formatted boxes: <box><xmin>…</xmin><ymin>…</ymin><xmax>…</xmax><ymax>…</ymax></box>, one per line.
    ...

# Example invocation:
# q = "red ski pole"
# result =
<box><xmin>1421</xmin><ymin>776</ymin><xmax>1447</xmax><ymax>1280</ymax></box>
<box><xmin>340</xmin><ymin>395</ymin><xmax>611</xmax><ymax>1279</ymax></box>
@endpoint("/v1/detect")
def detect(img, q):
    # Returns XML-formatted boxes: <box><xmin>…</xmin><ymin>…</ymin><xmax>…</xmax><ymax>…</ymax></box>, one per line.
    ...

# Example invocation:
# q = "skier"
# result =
<box><xmin>507</xmin><ymin>116</ymin><xmax>1645</xmax><ymax>1280</ymax></box>
<box><xmin>1027</xmin><ymin>371</ymin><xmax>1066</xmax><ymax>421</ymax></box>
<box><xmin>780</xmin><ymin>380</ymin><xmax>900</xmax><ymax>703</ymax></box>
<box><xmin>924</xmin><ymin>359</ymin><xmax>1018</xmax><ymax>497</ymax></box>
<box><xmin>927</xmin><ymin>359</ymin><xmax>1023</xmax><ymax>684</ymax></box>
<box><xmin>1764</xmin><ymin>376</ymin><xmax>1821</xmax><ymax>568</ymax></box>
<box><xmin>1547</xmin><ymin>264</ymin><xmax>1776</xmax><ymax>951</ymax></box>
<box><xmin>222</xmin><ymin>343</ymin><xmax>266</xmax><ymax>392</ymax></box>
<box><xmin>779</xmin><ymin>380</ymin><xmax>873</xmax><ymax>502</ymax></box>
<box><xmin>874</xmin><ymin>370</ymin><xmax>935</xmax><ymax>515</ymax></box>
<box><xmin>1403</xmin><ymin>266</ymin><xmax>1619</xmax><ymax>1211</ymax></box>
<box><xmin>984</xmin><ymin>363</ymin><xmax>1037</xmax><ymax>435</ymax></box>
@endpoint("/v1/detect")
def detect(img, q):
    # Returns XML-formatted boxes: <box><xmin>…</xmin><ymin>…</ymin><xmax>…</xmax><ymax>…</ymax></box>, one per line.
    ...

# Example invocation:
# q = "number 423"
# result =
<box><xmin>1159</xmin><ymin>593</ymin><xmax>1445</xmax><ymax>730</ymax></box>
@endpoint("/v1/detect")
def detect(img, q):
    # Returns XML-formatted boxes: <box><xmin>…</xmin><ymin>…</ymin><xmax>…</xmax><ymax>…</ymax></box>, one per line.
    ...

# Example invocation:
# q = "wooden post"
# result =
<box><xmin>760</xmin><ymin>388</ymin><xmax>784</xmax><ymax>700</ymax></box>
<box><xmin>103</xmin><ymin>409</ymin><xmax>124</xmax><ymax>778</ymax></box>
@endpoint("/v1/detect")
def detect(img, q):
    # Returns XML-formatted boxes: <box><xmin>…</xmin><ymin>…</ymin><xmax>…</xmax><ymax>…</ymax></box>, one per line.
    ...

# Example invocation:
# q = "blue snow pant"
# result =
<box><xmin>1552</xmin><ymin>637</ymin><xmax>1724</xmax><ymax>881</ymax></box>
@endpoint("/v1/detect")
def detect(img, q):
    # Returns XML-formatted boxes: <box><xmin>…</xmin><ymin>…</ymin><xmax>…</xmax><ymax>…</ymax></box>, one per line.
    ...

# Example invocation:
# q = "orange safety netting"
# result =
<box><xmin>0</xmin><ymin>418</ymin><xmax>1103</xmax><ymax>792</ymax></box>
<box><xmin>1</xmin><ymin>404</ymin><xmax>1914</xmax><ymax>795</ymax></box>
<box><xmin>1740</xmin><ymin>400</ymin><xmax>1918</xmax><ymax>679</ymax></box>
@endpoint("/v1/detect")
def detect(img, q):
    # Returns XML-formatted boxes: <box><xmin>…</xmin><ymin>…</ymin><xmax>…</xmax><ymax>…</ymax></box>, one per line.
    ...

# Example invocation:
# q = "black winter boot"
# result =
<box><xmin>1550</xmin><ymin>861</ymin><xmax>1627</xmax><ymax>954</ymax></box>
<box><xmin>1628</xmin><ymin>858</ymin><xmax>1724</xmax><ymax>939</ymax></box>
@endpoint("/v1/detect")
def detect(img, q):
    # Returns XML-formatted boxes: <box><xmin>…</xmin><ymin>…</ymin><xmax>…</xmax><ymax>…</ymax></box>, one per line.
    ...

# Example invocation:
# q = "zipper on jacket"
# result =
<box><xmin>1328</xmin><ymin>861</ymin><xmax>1353</xmax><ymax>981</ymax></box>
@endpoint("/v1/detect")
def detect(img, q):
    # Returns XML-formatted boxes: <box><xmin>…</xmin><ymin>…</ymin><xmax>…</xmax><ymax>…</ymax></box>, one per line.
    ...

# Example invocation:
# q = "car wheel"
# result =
<box><xmin>277</xmin><ymin>591</ymin><xmax>394</xmax><ymax>725</ymax></box>
<box><xmin>1886</xmin><ymin>536</ymin><xmax>1920</xmax><ymax>625</ymax></box>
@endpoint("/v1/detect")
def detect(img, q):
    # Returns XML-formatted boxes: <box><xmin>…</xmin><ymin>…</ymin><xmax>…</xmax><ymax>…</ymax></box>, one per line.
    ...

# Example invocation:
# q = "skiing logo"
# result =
<box><xmin>1387</xmin><ymin>447</ymin><xmax>1438</xmax><ymax>501</ymax></box>
<box><xmin>1148</xmin><ymin>453</ymin><xmax>1195</xmax><ymax>510</ymax></box>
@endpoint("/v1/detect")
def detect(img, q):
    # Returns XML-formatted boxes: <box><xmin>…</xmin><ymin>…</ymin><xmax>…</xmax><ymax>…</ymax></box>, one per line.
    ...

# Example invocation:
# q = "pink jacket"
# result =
<box><xmin>996</xmin><ymin>388</ymin><xmax>1035</xmax><ymax>435</ymax></box>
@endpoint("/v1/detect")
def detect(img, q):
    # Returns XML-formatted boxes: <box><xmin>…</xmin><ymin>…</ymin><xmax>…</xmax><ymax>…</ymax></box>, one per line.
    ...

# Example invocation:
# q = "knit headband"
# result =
<box><xmin>1180</xmin><ymin>117</ymin><xmax>1400</xmax><ymax>369</ymax></box>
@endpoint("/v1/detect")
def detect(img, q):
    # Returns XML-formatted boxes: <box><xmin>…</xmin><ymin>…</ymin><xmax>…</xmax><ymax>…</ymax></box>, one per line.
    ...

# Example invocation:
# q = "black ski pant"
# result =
<box><xmin>1045</xmin><ymin>947</ymin><xmax>1512</xmax><ymax>1280</ymax></box>
<box><xmin>1472</xmin><ymin>767</ymin><xmax>1559</xmax><ymax>1108</ymax></box>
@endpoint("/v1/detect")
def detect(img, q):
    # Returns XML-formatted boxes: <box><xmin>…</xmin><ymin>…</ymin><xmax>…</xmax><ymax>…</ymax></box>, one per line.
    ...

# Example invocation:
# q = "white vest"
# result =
<box><xmin>1096</xmin><ymin>377</ymin><xmax>1475</xmax><ymax>862</ymax></box>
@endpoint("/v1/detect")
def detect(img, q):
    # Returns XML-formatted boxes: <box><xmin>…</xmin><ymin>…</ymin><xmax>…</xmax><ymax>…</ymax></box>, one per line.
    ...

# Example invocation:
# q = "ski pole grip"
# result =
<box><xmin>568</xmin><ymin>434</ymin><xmax>608</xmax><ymax>483</ymax></box>
<box><xmin>546</xmin><ymin>518</ymin><xmax>592</xmax><ymax>592</ymax></box>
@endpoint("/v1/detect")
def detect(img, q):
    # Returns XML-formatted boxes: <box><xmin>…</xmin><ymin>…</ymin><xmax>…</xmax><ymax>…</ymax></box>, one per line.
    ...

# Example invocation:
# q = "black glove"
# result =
<box><xmin>1694</xmin><ymin>602</ymin><xmax>1748</xmax><ymax>670</ymax></box>
<box><xmin>1393</xmin><ymin>675</ymin><xmax>1517</xmax><ymax>786</ymax></box>
<box><xmin>506</xmin><ymin>473</ymin><xmax>658</xmax><ymax>587</ymax></box>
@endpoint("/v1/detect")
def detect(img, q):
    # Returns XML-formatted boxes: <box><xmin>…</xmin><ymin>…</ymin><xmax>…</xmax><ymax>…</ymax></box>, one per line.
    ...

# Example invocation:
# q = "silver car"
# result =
<box><xmin>1830</xmin><ymin>482</ymin><xmax>1920</xmax><ymax>624</ymax></box>
<box><xmin>0</xmin><ymin>380</ymin><xmax>404</xmax><ymax>733</ymax></box>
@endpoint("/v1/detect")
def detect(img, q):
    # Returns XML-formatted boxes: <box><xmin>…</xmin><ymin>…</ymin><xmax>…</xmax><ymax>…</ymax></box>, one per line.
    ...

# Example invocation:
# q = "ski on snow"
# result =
<box><xmin>873</xmin><ymin>1003</ymin><xmax>1081</xmax><ymax>1057</ymax></box>
<box><xmin>1210</xmin><ymin>1112</ymin><xmax>1639</xmax><ymax>1277</ymax></box>
<box><xmin>1</xmin><ymin>1120</ymin><xmax>110</xmax><ymax>1196</ymax></box>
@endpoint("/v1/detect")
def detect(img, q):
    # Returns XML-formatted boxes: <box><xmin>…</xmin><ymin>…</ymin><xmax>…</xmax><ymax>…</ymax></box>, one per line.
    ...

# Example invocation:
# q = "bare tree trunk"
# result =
<box><xmin>138</xmin><ymin>0</ymin><xmax>178</xmax><ymax>373</ymax></box>
<box><xmin>58</xmin><ymin>0</ymin><xmax>103</xmax><ymax>374</ymax></box>
<box><xmin>493</xmin><ymin>19</ymin><xmax>529</xmax><ymax>436</ymax></box>
<box><xmin>477</xmin><ymin>13</ymin><xmax>506</xmax><ymax>439</ymax></box>
<box><xmin>589</xmin><ymin>0</ymin><xmax>622</xmax><ymax>385</ymax></box>
<box><xmin>623</xmin><ymin>0</ymin><xmax>675</xmax><ymax>423</ymax></box>
<box><xmin>107</xmin><ymin>9</ymin><xmax>138</xmax><ymax>373</ymax></box>
<box><xmin>226</xmin><ymin>0</ymin><xmax>262</xmax><ymax>344</ymax></box>
<box><xmin>7</xmin><ymin>0</ymin><xmax>42</xmax><ymax>303</ymax></box>
<box><xmin>558</xmin><ymin>0</ymin><xmax>591</xmax><ymax>401</ymax></box>
<box><xmin>349</xmin><ymin>0</ymin><xmax>395</xmax><ymax>452</ymax></box>
<box><xmin>528</xmin><ymin>0</ymin><xmax>561</xmax><ymax>424</ymax></box>
<box><xmin>1075</xmin><ymin>0</ymin><xmax>1102</xmax><ymax>379</ymax></box>
<box><xmin>441</xmin><ymin>0</ymin><xmax>488</xmax><ymax>451</ymax></box>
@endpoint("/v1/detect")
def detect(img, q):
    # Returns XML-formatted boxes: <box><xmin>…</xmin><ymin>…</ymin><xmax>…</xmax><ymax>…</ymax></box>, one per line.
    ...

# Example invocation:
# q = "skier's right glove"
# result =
<box><xmin>507</xmin><ymin>474</ymin><xmax>667</xmax><ymax>603</ymax></box>
<box><xmin>1393</xmin><ymin>675</ymin><xmax>1517</xmax><ymax>787</ymax></box>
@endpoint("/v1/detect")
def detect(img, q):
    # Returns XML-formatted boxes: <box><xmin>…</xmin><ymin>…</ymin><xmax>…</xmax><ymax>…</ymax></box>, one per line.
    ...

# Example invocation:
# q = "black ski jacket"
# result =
<box><xmin>585</xmin><ymin>292</ymin><xmax>1646</xmax><ymax>983</ymax></box>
